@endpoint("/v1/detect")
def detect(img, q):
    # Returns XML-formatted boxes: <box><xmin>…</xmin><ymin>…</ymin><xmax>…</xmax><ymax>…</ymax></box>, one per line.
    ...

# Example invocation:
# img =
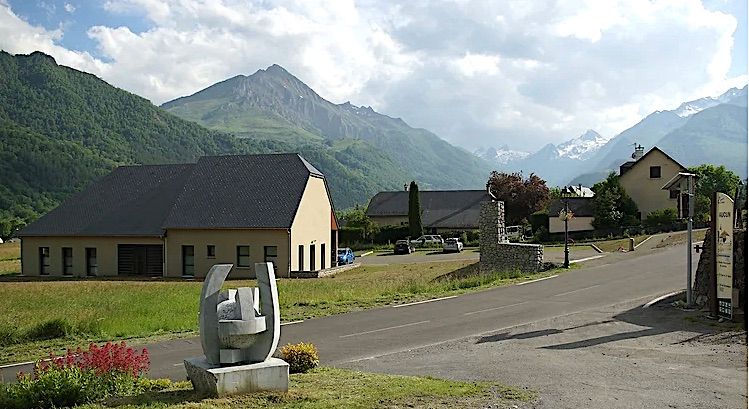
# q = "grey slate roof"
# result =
<box><xmin>19</xmin><ymin>164</ymin><xmax>195</xmax><ymax>236</ymax></box>
<box><xmin>164</xmin><ymin>154</ymin><xmax>316</xmax><ymax>229</ymax></box>
<box><xmin>548</xmin><ymin>197</ymin><xmax>595</xmax><ymax>217</ymax></box>
<box><xmin>366</xmin><ymin>190</ymin><xmax>492</xmax><ymax>229</ymax></box>
<box><xmin>19</xmin><ymin>153</ymin><xmax>323</xmax><ymax>236</ymax></box>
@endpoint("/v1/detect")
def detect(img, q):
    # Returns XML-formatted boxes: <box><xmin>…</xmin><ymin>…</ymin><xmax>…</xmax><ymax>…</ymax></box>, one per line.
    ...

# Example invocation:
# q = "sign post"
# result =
<box><xmin>715</xmin><ymin>192</ymin><xmax>734</xmax><ymax>320</ymax></box>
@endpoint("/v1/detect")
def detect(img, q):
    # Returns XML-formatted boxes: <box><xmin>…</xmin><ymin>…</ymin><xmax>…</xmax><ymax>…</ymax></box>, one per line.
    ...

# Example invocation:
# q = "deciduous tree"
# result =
<box><xmin>486</xmin><ymin>172</ymin><xmax>550</xmax><ymax>225</ymax></box>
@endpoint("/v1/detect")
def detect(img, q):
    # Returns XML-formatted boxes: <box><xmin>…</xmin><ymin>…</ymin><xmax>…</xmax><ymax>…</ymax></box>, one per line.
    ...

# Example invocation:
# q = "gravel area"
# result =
<box><xmin>342</xmin><ymin>296</ymin><xmax>747</xmax><ymax>409</ymax></box>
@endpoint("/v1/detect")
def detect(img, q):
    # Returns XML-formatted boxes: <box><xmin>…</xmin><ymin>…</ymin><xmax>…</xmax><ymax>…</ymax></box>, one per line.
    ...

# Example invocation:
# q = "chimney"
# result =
<box><xmin>632</xmin><ymin>144</ymin><xmax>644</xmax><ymax>161</ymax></box>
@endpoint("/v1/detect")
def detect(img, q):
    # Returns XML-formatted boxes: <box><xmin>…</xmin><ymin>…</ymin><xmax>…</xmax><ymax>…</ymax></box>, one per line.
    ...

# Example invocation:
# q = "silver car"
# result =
<box><xmin>442</xmin><ymin>238</ymin><xmax>464</xmax><ymax>253</ymax></box>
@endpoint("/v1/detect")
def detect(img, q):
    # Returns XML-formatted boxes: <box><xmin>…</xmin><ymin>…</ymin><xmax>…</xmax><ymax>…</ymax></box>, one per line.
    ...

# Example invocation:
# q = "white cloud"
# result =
<box><xmin>453</xmin><ymin>53</ymin><xmax>500</xmax><ymax>77</ymax></box>
<box><xmin>0</xmin><ymin>0</ymin><xmax>745</xmax><ymax>152</ymax></box>
<box><xmin>64</xmin><ymin>3</ymin><xmax>75</xmax><ymax>13</ymax></box>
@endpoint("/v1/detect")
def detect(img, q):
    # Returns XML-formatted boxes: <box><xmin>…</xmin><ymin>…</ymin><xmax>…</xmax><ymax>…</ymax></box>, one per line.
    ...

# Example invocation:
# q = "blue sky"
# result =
<box><xmin>1</xmin><ymin>0</ymin><xmax>747</xmax><ymax>151</ymax></box>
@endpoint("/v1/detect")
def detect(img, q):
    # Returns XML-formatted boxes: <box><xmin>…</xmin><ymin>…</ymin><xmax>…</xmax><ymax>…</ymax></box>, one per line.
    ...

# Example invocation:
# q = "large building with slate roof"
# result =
<box><xmin>19</xmin><ymin>154</ymin><xmax>338</xmax><ymax>278</ymax></box>
<box><xmin>365</xmin><ymin>190</ymin><xmax>492</xmax><ymax>233</ymax></box>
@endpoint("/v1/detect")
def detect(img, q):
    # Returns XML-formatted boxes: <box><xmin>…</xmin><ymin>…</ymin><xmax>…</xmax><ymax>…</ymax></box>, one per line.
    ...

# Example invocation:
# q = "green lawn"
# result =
<box><xmin>0</xmin><ymin>242</ymin><xmax>20</xmax><ymax>276</ymax></box>
<box><xmin>0</xmin><ymin>259</ymin><xmax>563</xmax><ymax>364</ymax></box>
<box><xmin>79</xmin><ymin>367</ymin><xmax>534</xmax><ymax>409</ymax></box>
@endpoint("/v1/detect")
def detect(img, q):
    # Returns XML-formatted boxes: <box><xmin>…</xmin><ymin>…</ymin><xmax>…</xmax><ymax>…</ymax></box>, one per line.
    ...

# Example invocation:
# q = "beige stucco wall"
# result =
<box><xmin>549</xmin><ymin>217</ymin><xmax>595</xmax><ymax>233</ymax></box>
<box><xmin>20</xmin><ymin>236</ymin><xmax>163</xmax><ymax>277</ymax></box>
<box><xmin>290</xmin><ymin>176</ymin><xmax>334</xmax><ymax>272</ymax></box>
<box><xmin>371</xmin><ymin>215</ymin><xmax>408</xmax><ymax>227</ymax></box>
<box><xmin>165</xmin><ymin>229</ymin><xmax>289</xmax><ymax>279</ymax></box>
<box><xmin>619</xmin><ymin>150</ymin><xmax>681</xmax><ymax>220</ymax></box>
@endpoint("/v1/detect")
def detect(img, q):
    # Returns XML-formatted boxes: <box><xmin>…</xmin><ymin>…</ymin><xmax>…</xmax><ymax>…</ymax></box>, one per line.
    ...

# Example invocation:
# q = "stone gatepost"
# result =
<box><xmin>480</xmin><ymin>200</ymin><xmax>543</xmax><ymax>273</ymax></box>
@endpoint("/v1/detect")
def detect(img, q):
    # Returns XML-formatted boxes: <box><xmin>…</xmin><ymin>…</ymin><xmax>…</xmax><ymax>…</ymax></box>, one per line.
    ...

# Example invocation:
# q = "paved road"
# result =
<box><xmin>0</xmin><ymin>241</ymin><xmax>695</xmax><ymax>382</ymax></box>
<box><xmin>359</xmin><ymin>246</ymin><xmax>600</xmax><ymax>265</ymax></box>
<box><xmin>146</xmin><ymin>243</ymin><xmax>694</xmax><ymax>380</ymax></box>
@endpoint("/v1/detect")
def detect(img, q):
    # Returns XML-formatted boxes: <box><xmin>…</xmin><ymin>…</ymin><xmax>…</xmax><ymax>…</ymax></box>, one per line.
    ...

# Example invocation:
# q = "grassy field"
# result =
<box><xmin>0</xmin><ymin>258</ymin><xmax>562</xmax><ymax>364</ymax></box>
<box><xmin>0</xmin><ymin>242</ymin><xmax>20</xmax><ymax>275</ymax></box>
<box><xmin>79</xmin><ymin>367</ymin><xmax>534</xmax><ymax>408</ymax></box>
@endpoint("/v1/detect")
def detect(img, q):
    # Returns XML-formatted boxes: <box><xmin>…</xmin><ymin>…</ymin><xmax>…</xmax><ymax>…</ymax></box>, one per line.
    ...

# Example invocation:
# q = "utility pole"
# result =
<box><xmin>686</xmin><ymin>174</ymin><xmax>695</xmax><ymax>306</ymax></box>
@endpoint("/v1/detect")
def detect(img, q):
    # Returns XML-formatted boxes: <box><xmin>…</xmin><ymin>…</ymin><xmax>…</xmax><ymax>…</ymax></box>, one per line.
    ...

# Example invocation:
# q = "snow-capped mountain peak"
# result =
<box><xmin>555</xmin><ymin>129</ymin><xmax>609</xmax><ymax>160</ymax></box>
<box><xmin>475</xmin><ymin>145</ymin><xmax>530</xmax><ymax>165</ymax></box>
<box><xmin>674</xmin><ymin>86</ymin><xmax>745</xmax><ymax>118</ymax></box>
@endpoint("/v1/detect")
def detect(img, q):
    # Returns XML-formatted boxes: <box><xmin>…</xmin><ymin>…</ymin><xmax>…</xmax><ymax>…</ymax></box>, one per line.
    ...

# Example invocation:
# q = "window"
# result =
<box><xmin>649</xmin><ymin>166</ymin><xmax>661</xmax><ymax>178</ymax></box>
<box><xmin>237</xmin><ymin>246</ymin><xmax>250</xmax><ymax>268</ymax></box>
<box><xmin>298</xmin><ymin>245</ymin><xmax>304</xmax><ymax>271</ymax></box>
<box><xmin>669</xmin><ymin>189</ymin><xmax>679</xmax><ymax>199</ymax></box>
<box><xmin>264</xmin><ymin>246</ymin><xmax>278</xmax><ymax>270</ymax></box>
<box><xmin>206</xmin><ymin>245</ymin><xmax>216</xmax><ymax>258</ymax></box>
<box><xmin>182</xmin><ymin>246</ymin><xmax>195</xmax><ymax>276</ymax></box>
<box><xmin>321</xmin><ymin>243</ymin><xmax>326</xmax><ymax>270</ymax></box>
<box><xmin>310</xmin><ymin>244</ymin><xmax>316</xmax><ymax>271</ymax></box>
<box><xmin>39</xmin><ymin>247</ymin><xmax>50</xmax><ymax>275</ymax></box>
<box><xmin>85</xmin><ymin>248</ymin><xmax>97</xmax><ymax>276</ymax></box>
<box><xmin>62</xmin><ymin>247</ymin><xmax>73</xmax><ymax>275</ymax></box>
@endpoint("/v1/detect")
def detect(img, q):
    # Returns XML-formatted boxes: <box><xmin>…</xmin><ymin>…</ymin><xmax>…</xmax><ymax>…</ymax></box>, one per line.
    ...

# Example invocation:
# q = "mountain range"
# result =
<box><xmin>0</xmin><ymin>52</ymin><xmax>491</xmax><ymax>229</ymax></box>
<box><xmin>161</xmin><ymin>64</ymin><xmax>491</xmax><ymax>206</ymax></box>
<box><xmin>478</xmin><ymin>86</ymin><xmax>748</xmax><ymax>186</ymax></box>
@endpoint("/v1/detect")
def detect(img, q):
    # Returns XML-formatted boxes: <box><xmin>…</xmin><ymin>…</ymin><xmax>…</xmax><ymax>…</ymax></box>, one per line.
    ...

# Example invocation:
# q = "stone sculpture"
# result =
<box><xmin>184</xmin><ymin>262</ymin><xmax>289</xmax><ymax>397</ymax></box>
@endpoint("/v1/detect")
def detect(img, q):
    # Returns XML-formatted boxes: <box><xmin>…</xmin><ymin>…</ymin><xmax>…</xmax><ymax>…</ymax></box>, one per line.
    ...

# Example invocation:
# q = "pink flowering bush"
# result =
<box><xmin>1</xmin><ymin>342</ymin><xmax>152</xmax><ymax>409</ymax></box>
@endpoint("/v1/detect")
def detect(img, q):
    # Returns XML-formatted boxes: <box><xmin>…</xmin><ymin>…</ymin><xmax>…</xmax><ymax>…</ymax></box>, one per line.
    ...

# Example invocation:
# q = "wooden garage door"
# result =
<box><xmin>118</xmin><ymin>245</ymin><xmax>163</xmax><ymax>275</ymax></box>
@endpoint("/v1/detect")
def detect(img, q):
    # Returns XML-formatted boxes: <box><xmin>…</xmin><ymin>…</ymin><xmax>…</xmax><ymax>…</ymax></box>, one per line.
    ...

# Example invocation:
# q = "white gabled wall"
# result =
<box><xmin>290</xmin><ymin>176</ymin><xmax>333</xmax><ymax>271</ymax></box>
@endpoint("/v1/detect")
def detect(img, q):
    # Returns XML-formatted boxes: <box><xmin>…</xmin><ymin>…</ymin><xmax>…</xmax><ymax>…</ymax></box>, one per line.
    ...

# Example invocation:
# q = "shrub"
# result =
<box><xmin>0</xmin><ymin>342</ymin><xmax>150</xmax><ymax>409</ymax></box>
<box><xmin>26</xmin><ymin>318</ymin><xmax>71</xmax><ymax>341</ymax></box>
<box><xmin>280</xmin><ymin>342</ymin><xmax>319</xmax><ymax>374</ymax></box>
<box><xmin>645</xmin><ymin>208</ymin><xmax>677</xmax><ymax>227</ymax></box>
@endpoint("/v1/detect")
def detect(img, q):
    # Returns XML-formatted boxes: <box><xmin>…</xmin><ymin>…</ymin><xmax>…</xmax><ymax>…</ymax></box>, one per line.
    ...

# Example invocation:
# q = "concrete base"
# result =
<box><xmin>184</xmin><ymin>357</ymin><xmax>289</xmax><ymax>397</ymax></box>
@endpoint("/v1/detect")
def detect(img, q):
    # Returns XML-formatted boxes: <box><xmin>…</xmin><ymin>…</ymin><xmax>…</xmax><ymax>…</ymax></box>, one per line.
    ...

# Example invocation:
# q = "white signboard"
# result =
<box><xmin>715</xmin><ymin>192</ymin><xmax>734</xmax><ymax>319</ymax></box>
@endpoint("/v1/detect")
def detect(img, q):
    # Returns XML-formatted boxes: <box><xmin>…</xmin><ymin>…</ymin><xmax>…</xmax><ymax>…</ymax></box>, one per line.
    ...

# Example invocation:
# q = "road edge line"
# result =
<box><xmin>642</xmin><ymin>290</ymin><xmax>684</xmax><ymax>309</ymax></box>
<box><xmin>570</xmin><ymin>255</ymin><xmax>606</xmax><ymax>264</ymax></box>
<box><xmin>392</xmin><ymin>296</ymin><xmax>457</xmax><ymax>308</ymax></box>
<box><xmin>634</xmin><ymin>235</ymin><xmax>654</xmax><ymax>250</ymax></box>
<box><xmin>360</xmin><ymin>251</ymin><xmax>374</xmax><ymax>257</ymax></box>
<box><xmin>516</xmin><ymin>274</ymin><xmax>558</xmax><ymax>286</ymax></box>
<box><xmin>281</xmin><ymin>320</ymin><xmax>305</xmax><ymax>326</ymax></box>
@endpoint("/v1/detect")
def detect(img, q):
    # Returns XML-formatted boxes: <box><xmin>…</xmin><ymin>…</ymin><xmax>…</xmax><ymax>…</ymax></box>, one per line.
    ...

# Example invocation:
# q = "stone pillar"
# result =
<box><xmin>480</xmin><ymin>200</ymin><xmax>507</xmax><ymax>246</ymax></box>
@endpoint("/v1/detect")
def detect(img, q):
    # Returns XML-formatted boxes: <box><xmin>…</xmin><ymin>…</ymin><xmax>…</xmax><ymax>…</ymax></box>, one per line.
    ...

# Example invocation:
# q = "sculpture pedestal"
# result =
<box><xmin>184</xmin><ymin>357</ymin><xmax>289</xmax><ymax>397</ymax></box>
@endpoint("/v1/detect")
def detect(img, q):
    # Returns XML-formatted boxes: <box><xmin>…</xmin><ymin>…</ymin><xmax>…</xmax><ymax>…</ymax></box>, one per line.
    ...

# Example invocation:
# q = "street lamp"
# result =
<box><xmin>559</xmin><ymin>186</ymin><xmax>574</xmax><ymax>269</ymax></box>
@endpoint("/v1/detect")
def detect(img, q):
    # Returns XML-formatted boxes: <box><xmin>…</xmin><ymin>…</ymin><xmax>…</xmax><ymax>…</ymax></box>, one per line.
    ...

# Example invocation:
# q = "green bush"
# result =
<box><xmin>26</xmin><ymin>318</ymin><xmax>71</xmax><ymax>341</ymax></box>
<box><xmin>280</xmin><ymin>342</ymin><xmax>320</xmax><ymax>374</ymax></box>
<box><xmin>645</xmin><ymin>208</ymin><xmax>677</xmax><ymax>227</ymax></box>
<box><xmin>1</xmin><ymin>366</ymin><xmax>142</xmax><ymax>409</ymax></box>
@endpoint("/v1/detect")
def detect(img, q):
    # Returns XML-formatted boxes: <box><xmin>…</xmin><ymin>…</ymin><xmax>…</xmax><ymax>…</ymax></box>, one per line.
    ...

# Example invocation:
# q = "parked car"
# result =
<box><xmin>442</xmin><ymin>237</ymin><xmax>464</xmax><ymax>253</ymax></box>
<box><xmin>506</xmin><ymin>225</ymin><xmax>523</xmax><ymax>240</ymax></box>
<box><xmin>394</xmin><ymin>240</ymin><xmax>415</xmax><ymax>255</ymax></box>
<box><xmin>337</xmin><ymin>248</ymin><xmax>355</xmax><ymax>265</ymax></box>
<box><xmin>410</xmin><ymin>234</ymin><xmax>444</xmax><ymax>247</ymax></box>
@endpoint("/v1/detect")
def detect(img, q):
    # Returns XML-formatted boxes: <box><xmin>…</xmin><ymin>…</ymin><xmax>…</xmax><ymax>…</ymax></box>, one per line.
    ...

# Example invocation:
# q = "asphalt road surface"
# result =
<box><xmin>358</xmin><ymin>246</ymin><xmax>600</xmax><ymax>265</ymax></box>
<box><xmin>0</xmin><ymin>242</ymin><xmax>695</xmax><ymax>382</ymax></box>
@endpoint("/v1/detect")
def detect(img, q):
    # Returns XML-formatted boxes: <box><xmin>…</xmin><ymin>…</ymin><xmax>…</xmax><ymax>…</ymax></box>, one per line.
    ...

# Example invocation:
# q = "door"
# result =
<box><xmin>321</xmin><ymin>243</ymin><xmax>326</xmax><ymax>270</ymax></box>
<box><xmin>118</xmin><ymin>245</ymin><xmax>163</xmax><ymax>275</ymax></box>
<box><xmin>182</xmin><ymin>245</ymin><xmax>195</xmax><ymax>277</ymax></box>
<box><xmin>85</xmin><ymin>248</ymin><xmax>97</xmax><ymax>276</ymax></box>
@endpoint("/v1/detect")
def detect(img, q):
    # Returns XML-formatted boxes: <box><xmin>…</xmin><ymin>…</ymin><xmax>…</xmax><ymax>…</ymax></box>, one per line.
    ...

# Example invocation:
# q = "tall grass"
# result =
<box><xmin>0</xmin><ymin>260</ymin><xmax>551</xmax><ymax>358</ymax></box>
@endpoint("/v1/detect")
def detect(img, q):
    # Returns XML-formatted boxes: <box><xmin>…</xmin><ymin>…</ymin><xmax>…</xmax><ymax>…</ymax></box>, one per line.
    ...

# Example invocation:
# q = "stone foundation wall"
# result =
<box><xmin>480</xmin><ymin>201</ymin><xmax>544</xmax><ymax>273</ymax></box>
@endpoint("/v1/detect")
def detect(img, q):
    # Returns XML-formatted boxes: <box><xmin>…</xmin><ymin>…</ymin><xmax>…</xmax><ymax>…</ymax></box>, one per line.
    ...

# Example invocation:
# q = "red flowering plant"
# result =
<box><xmin>9</xmin><ymin>342</ymin><xmax>151</xmax><ymax>409</ymax></box>
<box><xmin>34</xmin><ymin>341</ymin><xmax>150</xmax><ymax>378</ymax></box>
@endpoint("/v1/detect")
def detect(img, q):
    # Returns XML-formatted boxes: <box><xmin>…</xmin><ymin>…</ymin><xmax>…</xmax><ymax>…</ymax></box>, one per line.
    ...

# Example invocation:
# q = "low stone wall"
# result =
<box><xmin>479</xmin><ymin>200</ymin><xmax>544</xmax><ymax>273</ymax></box>
<box><xmin>480</xmin><ymin>242</ymin><xmax>544</xmax><ymax>273</ymax></box>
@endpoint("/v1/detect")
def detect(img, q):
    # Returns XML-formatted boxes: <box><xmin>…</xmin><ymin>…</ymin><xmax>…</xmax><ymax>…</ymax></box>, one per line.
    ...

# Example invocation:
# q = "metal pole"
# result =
<box><xmin>686</xmin><ymin>175</ymin><xmax>694</xmax><ymax>306</ymax></box>
<box><xmin>563</xmin><ymin>197</ymin><xmax>570</xmax><ymax>269</ymax></box>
